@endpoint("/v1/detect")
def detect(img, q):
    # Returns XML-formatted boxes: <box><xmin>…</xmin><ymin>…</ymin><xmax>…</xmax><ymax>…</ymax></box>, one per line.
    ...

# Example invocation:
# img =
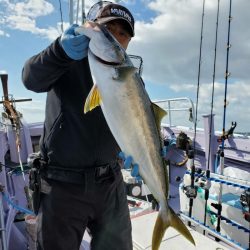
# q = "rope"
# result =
<box><xmin>1</xmin><ymin>192</ymin><xmax>35</xmax><ymax>216</ymax></box>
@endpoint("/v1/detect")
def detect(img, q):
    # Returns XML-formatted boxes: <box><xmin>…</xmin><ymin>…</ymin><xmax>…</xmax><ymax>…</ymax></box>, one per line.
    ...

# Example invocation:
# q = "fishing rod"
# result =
<box><xmin>187</xmin><ymin>151</ymin><xmax>196</xmax><ymax>227</ymax></box>
<box><xmin>203</xmin><ymin>0</ymin><xmax>221</xmax><ymax>236</ymax></box>
<box><xmin>202</xmin><ymin>169</ymin><xmax>211</xmax><ymax>235</ymax></box>
<box><xmin>207</xmin><ymin>0</ymin><xmax>220</xmax><ymax>173</ymax></box>
<box><xmin>0</xmin><ymin>194</ymin><xmax>7</xmax><ymax>250</ymax></box>
<box><xmin>187</xmin><ymin>0</ymin><xmax>206</xmax><ymax>225</ymax></box>
<box><xmin>212</xmin><ymin>0</ymin><xmax>233</xmax><ymax>239</ymax></box>
<box><xmin>193</xmin><ymin>0</ymin><xmax>205</xmax><ymax>154</ymax></box>
<box><xmin>0</xmin><ymin>73</ymin><xmax>32</xmax><ymax>181</ymax></box>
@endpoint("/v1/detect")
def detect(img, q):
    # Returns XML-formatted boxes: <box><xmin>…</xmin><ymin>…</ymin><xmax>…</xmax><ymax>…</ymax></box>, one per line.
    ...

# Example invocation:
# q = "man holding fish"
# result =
<box><xmin>22</xmin><ymin>1</ymin><xmax>134</xmax><ymax>250</ymax></box>
<box><xmin>22</xmin><ymin>1</ymin><xmax>195</xmax><ymax>250</ymax></box>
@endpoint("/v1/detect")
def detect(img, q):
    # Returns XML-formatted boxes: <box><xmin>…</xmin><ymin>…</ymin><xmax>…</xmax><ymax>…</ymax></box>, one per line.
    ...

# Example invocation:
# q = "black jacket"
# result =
<box><xmin>22</xmin><ymin>38</ymin><xmax>120</xmax><ymax>176</ymax></box>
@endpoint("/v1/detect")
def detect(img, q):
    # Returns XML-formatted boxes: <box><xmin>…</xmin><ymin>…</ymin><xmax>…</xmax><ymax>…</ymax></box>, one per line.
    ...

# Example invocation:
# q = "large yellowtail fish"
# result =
<box><xmin>76</xmin><ymin>22</ymin><xmax>195</xmax><ymax>250</ymax></box>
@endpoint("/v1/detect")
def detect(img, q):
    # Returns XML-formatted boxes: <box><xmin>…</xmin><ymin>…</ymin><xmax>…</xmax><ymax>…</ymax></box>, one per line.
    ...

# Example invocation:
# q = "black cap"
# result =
<box><xmin>94</xmin><ymin>2</ymin><xmax>135</xmax><ymax>37</ymax></box>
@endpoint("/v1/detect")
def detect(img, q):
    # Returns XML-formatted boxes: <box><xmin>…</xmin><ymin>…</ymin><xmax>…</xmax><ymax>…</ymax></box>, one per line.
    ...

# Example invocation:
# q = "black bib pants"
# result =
<box><xmin>37</xmin><ymin>164</ymin><xmax>132</xmax><ymax>250</ymax></box>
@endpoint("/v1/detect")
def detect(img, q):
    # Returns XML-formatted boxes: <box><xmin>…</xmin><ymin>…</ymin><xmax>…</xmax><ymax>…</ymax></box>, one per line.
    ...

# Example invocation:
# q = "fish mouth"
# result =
<box><xmin>98</xmin><ymin>24</ymin><xmax>122</xmax><ymax>51</ymax></box>
<box><xmin>88</xmin><ymin>49</ymin><xmax>123</xmax><ymax>66</ymax></box>
<box><xmin>95</xmin><ymin>23</ymin><xmax>126</xmax><ymax>64</ymax></box>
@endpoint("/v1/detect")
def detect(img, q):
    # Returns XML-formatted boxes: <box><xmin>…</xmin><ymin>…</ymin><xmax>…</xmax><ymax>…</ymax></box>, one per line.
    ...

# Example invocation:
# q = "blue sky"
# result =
<box><xmin>0</xmin><ymin>0</ymin><xmax>250</xmax><ymax>132</ymax></box>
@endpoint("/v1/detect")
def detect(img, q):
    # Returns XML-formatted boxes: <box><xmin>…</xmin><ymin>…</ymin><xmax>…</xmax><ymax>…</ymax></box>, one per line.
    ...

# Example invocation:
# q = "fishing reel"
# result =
<box><xmin>183</xmin><ymin>185</ymin><xmax>198</xmax><ymax>199</ymax></box>
<box><xmin>176</xmin><ymin>132</ymin><xmax>191</xmax><ymax>151</ymax></box>
<box><xmin>240</xmin><ymin>190</ymin><xmax>250</xmax><ymax>208</ymax></box>
<box><xmin>217</xmin><ymin>121</ymin><xmax>237</xmax><ymax>142</ymax></box>
<box><xmin>195</xmin><ymin>170</ymin><xmax>211</xmax><ymax>203</ymax></box>
<box><xmin>196</xmin><ymin>176</ymin><xmax>211</xmax><ymax>190</ymax></box>
<box><xmin>240</xmin><ymin>189</ymin><xmax>250</xmax><ymax>222</ymax></box>
<box><xmin>195</xmin><ymin>169</ymin><xmax>211</xmax><ymax>190</ymax></box>
<box><xmin>182</xmin><ymin>169</ymin><xmax>211</xmax><ymax>199</ymax></box>
<box><xmin>27</xmin><ymin>152</ymin><xmax>43</xmax><ymax>169</ymax></box>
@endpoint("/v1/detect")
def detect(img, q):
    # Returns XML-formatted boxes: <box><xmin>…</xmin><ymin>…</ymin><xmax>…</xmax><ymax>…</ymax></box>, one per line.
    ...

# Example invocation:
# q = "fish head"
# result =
<box><xmin>76</xmin><ymin>21</ymin><xmax>126</xmax><ymax>65</ymax></box>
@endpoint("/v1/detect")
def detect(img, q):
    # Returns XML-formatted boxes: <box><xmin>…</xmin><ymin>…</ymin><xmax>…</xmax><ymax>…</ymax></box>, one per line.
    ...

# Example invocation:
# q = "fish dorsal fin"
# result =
<box><xmin>84</xmin><ymin>85</ymin><xmax>102</xmax><ymax>114</ymax></box>
<box><xmin>152</xmin><ymin>103</ymin><xmax>167</xmax><ymax>134</ymax></box>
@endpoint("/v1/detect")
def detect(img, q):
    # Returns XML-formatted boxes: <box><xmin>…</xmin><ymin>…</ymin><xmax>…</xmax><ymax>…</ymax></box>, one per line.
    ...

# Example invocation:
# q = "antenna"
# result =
<box><xmin>0</xmin><ymin>74</ymin><xmax>32</xmax><ymax>105</ymax></box>
<box><xmin>0</xmin><ymin>73</ymin><xmax>33</xmax><ymax>181</ymax></box>
<box><xmin>0</xmin><ymin>74</ymin><xmax>8</xmax><ymax>100</ymax></box>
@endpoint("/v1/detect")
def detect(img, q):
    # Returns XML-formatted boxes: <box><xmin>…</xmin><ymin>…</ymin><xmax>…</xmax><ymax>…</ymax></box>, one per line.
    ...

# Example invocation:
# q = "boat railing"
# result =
<box><xmin>154</xmin><ymin>97</ymin><xmax>196</xmax><ymax>129</ymax></box>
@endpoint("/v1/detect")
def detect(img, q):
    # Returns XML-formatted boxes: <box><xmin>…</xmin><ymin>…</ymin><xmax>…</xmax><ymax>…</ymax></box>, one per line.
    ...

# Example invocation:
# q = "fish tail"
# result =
<box><xmin>152</xmin><ymin>209</ymin><xmax>168</xmax><ymax>250</ymax></box>
<box><xmin>152</xmin><ymin>206</ymin><xmax>195</xmax><ymax>250</ymax></box>
<box><xmin>169</xmin><ymin>206</ymin><xmax>195</xmax><ymax>245</ymax></box>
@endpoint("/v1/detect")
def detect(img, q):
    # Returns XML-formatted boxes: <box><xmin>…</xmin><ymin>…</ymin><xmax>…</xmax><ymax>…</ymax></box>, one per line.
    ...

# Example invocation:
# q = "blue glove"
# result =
<box><xmin>118</xmin><ymin>152</ymin><xmax>142</xmax><ymax>181</ymax></box>
<box><xmin>60</xmin><ymin>24</ymin><xmax>89</xmax><ymax>60</ymax></box>
<box><xmin>162</xmin><ymin>146</ymin><xmax>167</xmax><ymax>158</ymax></box>
<box><xmin>118</xmin><ymin>152</ymin><xmax>133</xmax><ymax>169</ymax></box>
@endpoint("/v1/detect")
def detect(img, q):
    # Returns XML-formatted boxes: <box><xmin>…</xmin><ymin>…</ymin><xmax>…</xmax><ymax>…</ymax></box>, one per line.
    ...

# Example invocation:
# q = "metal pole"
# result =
<box><xmin>167</xmin><ymin>100</ymin><xmax>171</xmax><ymax>126</ymax></box>
<box><xmin>82</xmin><ymin>0</ymin><xmax>86</xmax><ymax>23</ymax></box>
<box><xmin>0</xmin><ymin>196</ymin><xmax>7</xmax><ymax>250</ymax></box>
<box><xmin>215</xmin><ymin>0</ymin><xmax>233</xmax><ymax>238</ymax></box>
<box><xmin>180</xmin><ymin>213</ymin><xmax>245</xmax><ymax>250</ymax></box>
<box><xmin>69</xmin><ymin>0</ymin><xmax>74</xmax><ymax>25</ymax></box>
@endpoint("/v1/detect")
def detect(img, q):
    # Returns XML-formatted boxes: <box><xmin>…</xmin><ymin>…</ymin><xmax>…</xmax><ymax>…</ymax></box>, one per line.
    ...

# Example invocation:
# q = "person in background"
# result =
<box><xmin>22</xmin><ymin>1</ymin><xmax>135</xmax><ymax>249</ymax></box>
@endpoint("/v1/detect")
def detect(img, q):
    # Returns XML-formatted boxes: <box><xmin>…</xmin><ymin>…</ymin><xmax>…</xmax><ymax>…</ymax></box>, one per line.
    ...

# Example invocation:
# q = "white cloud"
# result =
<box><xmin>0</xmin><ymin>0</ymin><xmax>140</xmax><ymax>41</ymax></box>
<box><xmin>0</xmin><ymin>0</ymin><xmax>115</xmax><ymax>40</ymax></box>
<box><xmin>0</xmin><ymin>29</ymin><xmax>10</xmax><ymax>37</ymax></box>
<box><xmin>129</xmin><ymin>0</ymin><xmax>250</xmax><ymax>85</ymax></box>
<box><xmin>148</xmin><ymin>0</ymin><xmax>201</xmax><ymax>14</ymax></box>
<box><xmin>166</xmin><ymin>80</ymin><xmax>250</xmax><ymax>132</ymax></box>
<box><xmin>0</xmin><ymin>0</ymin><xmax>60</xmax><ymax>40</ymax></box>
<box><xmin>7</xmin><ymin>15</ymin><xmax>36</xmax><ymax>30</ymax></box>
<box><xmin>169</xmin><ymin>83</ymin><xmax>195</xmax><ymax>92</ymax></box>
<box><xmin>12</xmin><ymin>0</ymin><xmax>53</xmax><ymax>18</ymax></box>
<box><xmin>0</xmin><ymin>0</ymin><xmax>249</xmax><ymax>132</ymax></box>
<box><xmin>127</xmin><ymin>0</ymin><xmax>250</xmax><ymax>132</ymax></box>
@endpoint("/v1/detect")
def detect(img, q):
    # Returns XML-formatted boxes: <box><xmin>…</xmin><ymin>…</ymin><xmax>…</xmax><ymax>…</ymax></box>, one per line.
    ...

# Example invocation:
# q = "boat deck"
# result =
<box><xmin>131</xmin><ymin>211</ymin><xmax>231</xmax><ymax>250</ymax></box>
<box><xmin>80</xmin><ymin>197</ymin><xmax>233</xmax><ymax>250</ymax></box>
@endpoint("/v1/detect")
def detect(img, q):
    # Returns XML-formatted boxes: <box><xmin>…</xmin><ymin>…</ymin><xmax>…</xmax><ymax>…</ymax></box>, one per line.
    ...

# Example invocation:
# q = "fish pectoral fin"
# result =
<box><xmin>84</xmin><ymin>85</ymin><xmax>102</xmax><ymax>114</ymax></box>
<box><xmin>152</xmin><ymin>103</ymin><xmax>167</xmax><ymax>133</ymax></box>
<box><xmin>114</xmin><ymin>66</ymin><xmax>137</xmax><ymax>80</ymax></box>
